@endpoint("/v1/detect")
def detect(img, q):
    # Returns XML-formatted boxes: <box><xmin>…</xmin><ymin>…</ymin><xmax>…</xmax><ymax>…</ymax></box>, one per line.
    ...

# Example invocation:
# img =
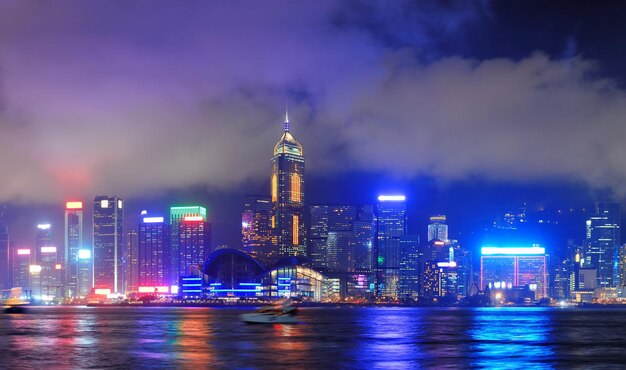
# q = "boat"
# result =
<box><xmin>3</xmin><ymin>288</ymin><xmax>29</xmax><ymax>314</ymax></box>
<box><xmin>240</xmin><ymin>299</ymin><xmax>300</xmax><ymax>324</ymax></box>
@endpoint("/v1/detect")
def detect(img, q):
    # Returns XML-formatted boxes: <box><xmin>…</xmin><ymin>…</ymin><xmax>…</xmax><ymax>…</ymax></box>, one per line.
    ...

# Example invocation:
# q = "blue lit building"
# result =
<box><xmin>375</xmin><ymin>195</ymin><xmax>407</xmax><ymax>299</ymax></box>
<box><xmin>585</xmin><ymin>202</ymin><xmax>620</xmax><ymax>288</ymax></box>
<box><xmin>138</xmin><ymin>216</ymin><xmax>171</xmax><ymax>290</ymax></box>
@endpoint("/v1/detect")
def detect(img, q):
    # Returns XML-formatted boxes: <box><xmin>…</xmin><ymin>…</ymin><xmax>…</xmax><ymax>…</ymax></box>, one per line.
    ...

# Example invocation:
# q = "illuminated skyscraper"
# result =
<box><xmin>93</xmin><ymin>196</ymin><xmax>124</xmax><ymax>293</ymax></box>
<box><xmin>375</xmin><ymin>195</ymin><xmax>407</xmax><ymax>299</ymax></box>
<box><xmin>271</xmin><ymin>112</ymin><xmax>305</xmax><ymax>257</ymax></box>
<box><xmin>64</xmin><ymin>201</ymin><xmax>84</xmax><ymax>297</ymax></box>
<box><xmin>0</xmin><ymin>225</ymin><xmax>9</xmax><ymax>291</ymax></box>
<box><xmin>125</xmin><ymin>229</ymin><xmax>139</xmax><ymax>293</ymax></box>
<box><xmin>399</xmin><ymin>235</ymin><xmax>420</xmax><ymax>299</ymax></box>
<box><xmin>36</xmin><ymin>224</ymin><xmax>60</xmax><ymax>299</ymax></box>
<box><xmin>241</xmin><ymin>196</ymin><xmax>274</xmax><ymax>263</ymax></box>
<box><xmin>138</xmin><ymin>216</ymin><xmax>171</xmax><ymax>288</ymax></box>
<box><xmin>427</xmin><ymin>215</ymin><xmax>448</xmax><ymax>242</ymax></box>
<box><xmin>584</xmin><ymin>202</ymin><xmax>620</xmax><ymax>287</ymax></box>
<box><xmin>12</xmin><ymin>248</ymin><xmax>32</xmax><ymax>292</ymax></box>
<box><xmin>169</xmin><ymin>206</ymin><xmax>211</xmax><ymax>279</ymax></box>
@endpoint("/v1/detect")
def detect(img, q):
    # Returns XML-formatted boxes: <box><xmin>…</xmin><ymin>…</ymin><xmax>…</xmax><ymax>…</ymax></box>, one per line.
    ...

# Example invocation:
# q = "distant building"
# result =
<box><xmin>125</xmin><ymin>229</ymin><xmax>139</xmax><ymax>293</ymax></box>
<box><xmin>138</xmin><ymin>216</ymin><xmax>171</xmax><ymax>289</ymax></box>
<box><xmin>427</xmin><ymin>215</ymin><xmax>448</xmax><ymax>242</ymax></box>
<box><xmin>36</xmin><ymin>224</ymin><xmax>60</xmax><ymax>299</ymax></box>
<box><xmin>64</xmin><ymin>201</ymin><xmax>85</xmax><ymax>297</ymax></box>
<box><xmin>93</xmin><ymin>196</ymin><xmax>124</xmax><ymax>293</ymax></box>
<box><xmin>12</xmin><ymin>248</ymin><xmax>31</xmax><ymax>292</ymax></box>
<box><xmin>480</xmin><ymin>246</ymin><xmax>547</xmax><ymax>300</ymax></box>
<box><xmin>0</xmin><ymin>225</ymin><xmax>10</xmax><ymax>291</ymax></box>
<box><xmin>399</xmin><ymin>235</ymin><xmax>420</xmax><ymax>299</ymax></box>
<box><xmin>375</xmin><ymin>195</ymin><xmax>407</xmax><ymax>299</ymax></box>
<box><xmin>169</xmin><ymin>206</ymin><xmax>209</xmax><ymax>281</ymax></box>
<box><xmin>271</xmin><ymin>112</ymin><xmax>305</xmax><ymax>257</ymax></box>
<box><xmin>241</xmin><ymin>196</ymin><xmax>274</xmax><ymax>263</ymax></box>
<box><xmin>584</xmin><ymin>202</ymin><xmax>620</xmax><ymax>287</ymax></box>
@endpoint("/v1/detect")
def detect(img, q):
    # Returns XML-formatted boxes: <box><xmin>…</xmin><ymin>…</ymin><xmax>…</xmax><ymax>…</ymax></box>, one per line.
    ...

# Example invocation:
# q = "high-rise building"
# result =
<box><xmin>93</xmin><ymin>196</ymin><xmax>124</xmax><ymax>294</ymax></box>
<box><xmin>36</xmin><ymin>224</ymin><xmax>60</xmax><ymax>299</ymax></box>
<box><xmin>138</xmin><ymin>216</ymin><xmax>171</xmax><ymax>288</ymax></box>
<box><xmin>125</xmin><ymin>229</ymin><xmax>139</xmax><ymax>293</ymax></box>
<box><xmin>584</xmin><ymin>202</ymin><xmax>620</xmax><ymax>287</ymax></box>
<box><xmin>480</xmin><ymin>246</ymin><xmax>547</xmax><ymax>300</ymax></box>
<box><xmin>399</xmin><ymin>235</ymin><xmax>420</xmax><ymax>299</ymax></box>
<box><xmin>427</xmin><ymin>215</ymin><xmax>448</xmax><ymax>242</ymax></box>
<box><xmin>0</xmin><ymin>225</ymin><xmax>10</xmax><ymax>292</ymax></box>
<box><xmin>241</xmin><ymin>196</ymin><xmax>274</xmax><ymax>263</ymax></box>
<box><xmin>11</xmin><ymin>248</ymin><xmax>32</xmax><ymax>292</ymax></box>
<box><xmin>169</xmin><ymin>206</ymin><xmax>211</xmax><ymax>280</ymax></box>
<box><xmin>64</xmin><ymin>201</ymin><xmax>85</xmax><ymax>297</ymax></box>
<box><xmin>375</xmin><ymin>195</ymin><xmax>407</xmax><ymax>299</ymax></box>
<box><xmin>271</xmin><ymin>112</ymin><xmax>305</xmax><ymax>257</ymax></box>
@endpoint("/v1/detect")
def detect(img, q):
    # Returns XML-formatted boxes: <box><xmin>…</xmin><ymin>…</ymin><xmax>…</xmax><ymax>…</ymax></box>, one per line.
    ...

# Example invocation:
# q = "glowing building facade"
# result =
<box><xmin>37</xmin><ymin>224</ymin><xmax>60</xmax><ymax>299</ymax></box>
<box><xmin>271</xmin><ymin>113</ymin><xmax>305</xmax><ymax>257</ymax></box>
<box><xmin>584</xmin><ymin>202</ymin><xmax>620</xmax><ymax>287</ymax></box>
<box><xmin>125</xmin><ymin>229</ymin><xmax>139</xmax><ymax>293</ymax></box>
<box><xmin>480</xmin><ymin>246</ymin><xmax>547</xmax><ymax>300</ymax></box>
<box><xmin>427</xmin><ymin>215</ymin><xmax>448</xmax><ymax>242</ymax></box>
<box><xmin>93</xmin><ymin>196</ymin><xmax>124</xmax><ymax>293</ymax></box>
<box><xmin>375</xmin><ymin>195</ymin><xmax>407</xmax><ymax>299</ymax></box>
<box><xmin>0</xmin><ymin>225</ymin><xmax>10</xmax><ymax>291</ymax></box>
<box><xmin>64</xmin><ymin>201</ymin><xmax>85</xmax><ymax>297</ymax></box>
<box><xmin>241</xmin><ymin>196</ymin><xmax>274</xmax><ymax>263</ymax></box>
<box><xmin>138</xmin><ymin>216</ymin><xmax>171</xmax><ymax>289</ymax></box>
<box><xmin>170</xmin><ymin>206</ymin><xmax>209</xmax><ymax>280</ymax></box>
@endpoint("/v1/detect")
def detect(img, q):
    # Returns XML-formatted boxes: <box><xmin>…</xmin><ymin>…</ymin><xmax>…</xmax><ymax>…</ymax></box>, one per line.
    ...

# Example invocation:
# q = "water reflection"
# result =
<box><xmin>469</xmin><ymin>308</ymin><xmax>555</xmax><ymax>368</ymax></box>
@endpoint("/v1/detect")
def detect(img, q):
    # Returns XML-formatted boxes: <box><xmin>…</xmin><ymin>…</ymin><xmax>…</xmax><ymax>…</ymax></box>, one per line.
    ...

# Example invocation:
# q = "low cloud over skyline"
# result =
<box><xmin>2</xmin><ymin>1</ymin><xmax>626</xmax><ymax>203</ymax></box>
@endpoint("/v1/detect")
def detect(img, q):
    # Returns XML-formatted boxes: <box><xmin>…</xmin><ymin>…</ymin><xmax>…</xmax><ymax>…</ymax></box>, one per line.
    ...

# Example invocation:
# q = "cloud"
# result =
<box><xmin>1</xmin><ymin>1</ymin><xmax>626</xmax><ymax>203</ymax></box>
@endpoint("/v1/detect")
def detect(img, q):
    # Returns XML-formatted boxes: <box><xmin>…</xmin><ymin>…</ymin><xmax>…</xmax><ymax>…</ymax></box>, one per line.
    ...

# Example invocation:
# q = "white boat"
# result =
<box><xmin>240</xmin><ymin>312</ymin><xmax>299</xmax><ymax>324</ymax></box>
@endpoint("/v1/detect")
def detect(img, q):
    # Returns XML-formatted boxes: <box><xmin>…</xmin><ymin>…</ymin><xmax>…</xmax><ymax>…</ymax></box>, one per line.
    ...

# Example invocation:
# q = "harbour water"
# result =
<box><xmin>2</xmin><ymin>306</ymin><xmax>626</xmax><ymax>368</ymax></box>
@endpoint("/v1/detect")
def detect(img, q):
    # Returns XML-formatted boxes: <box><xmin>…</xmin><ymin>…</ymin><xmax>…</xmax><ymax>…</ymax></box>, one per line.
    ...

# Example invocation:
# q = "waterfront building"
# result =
<box><xmin>93</xmin><ymin>196</ymin><xmax>124</xmax><ymax>293</ymax></box>
<box><xmin>169</xmin><ymin>206</ymin><xmax>210</xmax><ymax>281</ymax></box>
<box><xmin>427</xmin><ymin>215</ymin><xmax>448</xmax><ymax>242</ymax></box>
<box><xmin>37</xmin><ymin>224</ymin><xmax>60</xmax><ymax>299</ymax></box>
<box><xmin>125</xmin><ymin>229</ymin><xmax>139</xmax><ymax>293</ymax></box>
<box><xmin>271</xmin><ymin>112</ymin><xmax>305</xmax><ymax>257</ymax></box>
<box><xmin>138</xmin><ymin>216</ymin><xmax>171</xmax><ymax>289</ymax></box>
<box><xmin>64</xmin><ymin>201</ymin><xmax>85</xmax><ymax>297</ymax></box>
<box><xmin>399</xmin><ymin>235</ymin><xmax>420</xmax><ymax>299</ymax></box>
<box><xmin>241</xmin><ymin>196</ymin><xmax>274</xmax><ymax>263</ymax></box>
<box><xmin>0</xmin><ymin>225</ymin><xmax>10</xmax><ymax>291</ymax></box>
<box><xmin>11</xmin><ymin>248</ymin><xmax>32</xmax><ymax>293</ymax></box>
<box><xmin>375</xmin><ymin>195</ymin><xmax>407</xmax><ymax>299</ymax></box>
<box><xmin>480</xmin><ymin>246</ymin><xmax>547</xmax><ymax>300</ymax></box>
<box><xmin>584</xmin><ymin>202</ymin><xmax>620</xmax><ymax>287</ymax></box>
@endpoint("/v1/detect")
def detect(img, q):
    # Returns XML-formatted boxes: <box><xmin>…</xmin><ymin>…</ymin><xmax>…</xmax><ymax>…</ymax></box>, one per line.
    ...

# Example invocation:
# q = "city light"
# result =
<box><xmin>29</xmin><ymin>265</ymin><xmax>42</xmax><ymax>273</ymax></box>
<box><xmin>55</xmin><ymin>264</ymin><xmax>62</xmax><ymax>270</ymax></box>
<box><xmin>183</xmin><ymin>216</ymin><xmax>204</xmax><ymax>222</ymax></box>
<box><xmin>95</xmin><ymin>288</ymin><xmax>111</xmax><ymax>295</ymax></box>
<box><xmin>377</xmin><ymin>195</ymin><xmax>406</xmax><ymax>202</ymax></box>
<box><xmin>17</xmin><ymin>249</ymin><xmax>31</xmax><ymax>255</ymax></box>
<box><xmin>78</xmin><ymin>249</ymin><xmax>92</xmax><ymax>259</ymax></box>
<box><xmin>138</xmin><ymin>286</ymin><xmax>169</xmax><ymax>293</ymax></box>
<box><xmin>41</xmin><ymin>246</ymin><xmax>57</xmax><ymax>253</ymax></box>
<box><xmin>66</xmin><ymin>201</ymin><xmax>83</xmax><ymax>210</ymax></box>
<box><xmin>481</xmin><ymin>246</ymin><xmax>546</xmax><ymax>255</ymax></box>
<box><xmin>437</xmin><ymin>261</ymin><xmax>457</xmax><ymax>268</ymax></box>
<box><xmin>143</xmin><ymin>217</ymin><xmax>164</xmax><ymax>223</ymax></box>
<box><xmin>37</xmin><ymin>224</ymin><xmax>51</xmax><ymax>230</ymax></box>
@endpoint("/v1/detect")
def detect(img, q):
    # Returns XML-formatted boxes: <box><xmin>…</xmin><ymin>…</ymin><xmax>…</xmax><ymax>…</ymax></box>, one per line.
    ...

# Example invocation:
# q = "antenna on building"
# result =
<box><xmin>284</xmin><ymin>106</ymin><xmax>290</xmax><ymax>132</ymax></box>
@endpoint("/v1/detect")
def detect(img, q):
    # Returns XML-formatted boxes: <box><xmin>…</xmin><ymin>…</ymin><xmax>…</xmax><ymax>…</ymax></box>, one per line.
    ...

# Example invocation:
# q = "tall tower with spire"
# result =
<box><xmin>271</xmin><ymin>111</ymin><xmax>305</xmax><ymax>258</ymax></box>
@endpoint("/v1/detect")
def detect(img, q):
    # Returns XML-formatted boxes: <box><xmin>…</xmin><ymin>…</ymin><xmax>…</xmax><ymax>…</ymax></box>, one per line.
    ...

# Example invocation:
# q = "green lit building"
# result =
<box><xmin>169</xmin><ymin>206</ymin><xmax>211</xmax><ymax>283</ymax></box>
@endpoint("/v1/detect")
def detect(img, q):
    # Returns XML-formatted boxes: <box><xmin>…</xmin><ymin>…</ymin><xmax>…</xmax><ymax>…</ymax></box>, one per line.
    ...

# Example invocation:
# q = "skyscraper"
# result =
<box><xmin>427</xmin><ymin>215</ymin><xmax>448</xmax><ymax>242</ymax></box>
<box><xmin>36</xmin><ymin>224</ymin><xmax>60</xmax><ymax>299</ymax></box>
<box><xmin>399</xmin><ymin>235</ymin><xmax>420</xmax><ymax>299</ymax></box>
<box><xmin>584</xmin><ymin>202</ymin><xmax>620</xmax><ymax>287</ymax></box>
<box><xmin>93</xmin><ymin>196</ymin><xmax>124</xmax><ymax>293</ymax></box>
<box><xmin>241</xmin><ymin>196</ymin><xmax>274</xmax><ymax>263</ymax></box>
<box><xmin>12</xmin><ymin>248</ymin><xmax>32</xmax><ymax>292</ymax></box>
<box><xmin>0</xmin><ymin>224</ymin><xmax>9</xmax><ymax>291</ymax></box>
<box><xmin>375</xmin><ymin>195</ymin><xmax>407</xmax><ymax>299</ymax></box>
<box><xmin>271</xmin><ymin>112</ymin><xmax>305</xmax><ymax>257</ymax></box>
<box><xmin>126</xmin><ymin>228</ymin><xmax>139</xmax><ymax>293</ymax></box>
<box><xmin>64</xmin><ymin>201</ymin><xmax>84</xmax><ymax>297</ymax></box>
<box><xmin>138</xmin><ymin>216</ymin><xmax>171</xmax><ymax>288</ymax></box>
<box><xmin>169</xmin><ymin>206</ymin><xmax>211</xmax><ymax>280</ymax></box>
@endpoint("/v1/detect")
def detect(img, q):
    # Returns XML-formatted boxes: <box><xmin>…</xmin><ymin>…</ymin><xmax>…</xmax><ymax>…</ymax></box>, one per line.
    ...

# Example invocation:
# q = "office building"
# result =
<box><xmin>138</xmin><ymin>216</ymin><xmax>171</xmax><ymax>288</ymax></box>
<box><xmin>93</xmin><ymin>196</ymin><xmax>124</xmax><ymax>294</ymax></box>
<box><xmin>125</xmin><ymin>229</ymin><xmax>139</xmax><ymax>293</ymax></box>
<box><xmin>375</xmin><ymin>195</ymin><xmax>407</xmax><ymax>299</ymax></box>
<box><xmin>36</xmin><ymin>224</ymin><xmax>60</xmax><ymax>299</ymax></box>
<box><xmin>64</xmin><ymin>201</ymin><xmax>85</xmax><ymax>297</ymax></box>
<box><xmin>271</xmin><ymin>112</ymin><xmax>305</xmax><ymax>257</ymax></box>
<box><xmin>585</xmin><ymin>202</ymin><xmax>620</xmax><ymax>287</ymax></box>
<box><xmin>0</xmin><ymin>225</ymin><xmax>9</xmax><ymax>291</ymax></box>
<box><xmin>480</xmin><ymin>246</ymin><xmax>547</xmax><ymax>300</ymax></box>
<box><xmin>12</xmin><ymin>248</ymin><xmax>32</xmax><ymax>292</ymax></box>
<box><xmin>170</xmin><ymin>206</ymin><xmax>211</xmax><ymax>280</ymax></box>
<box><xmin>241</xmin><ymin>196</ymin><xmax>274</xmax><ymax>263</ymax></box>
<box><xmin>427</xmin><ymin>215</ymin><xmax>448</xmax><ymax>242</ymax></box>
<box><xmin>399</xmin><ymin>235</ymin><xmax>420</xmax><ymax>299</ymax></box>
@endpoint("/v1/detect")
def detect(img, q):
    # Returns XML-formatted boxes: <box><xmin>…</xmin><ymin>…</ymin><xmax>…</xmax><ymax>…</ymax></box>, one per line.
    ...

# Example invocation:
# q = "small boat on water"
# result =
<box><xmin>240</xmin><ymin>299</ymin><xmax>299</xmax><ymax>324</ymax></box>
<box><xmin>3</xmin><ymin>288</ymin><xmax>29</xmax><ymax>314</ymax></box>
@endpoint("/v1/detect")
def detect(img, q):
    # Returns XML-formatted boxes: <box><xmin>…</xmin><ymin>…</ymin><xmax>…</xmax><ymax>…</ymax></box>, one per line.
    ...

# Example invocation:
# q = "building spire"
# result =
<box><xmin>284</xmin><ymin>107</ymin><xmax>290</xmax><ymax>132</ymax></box>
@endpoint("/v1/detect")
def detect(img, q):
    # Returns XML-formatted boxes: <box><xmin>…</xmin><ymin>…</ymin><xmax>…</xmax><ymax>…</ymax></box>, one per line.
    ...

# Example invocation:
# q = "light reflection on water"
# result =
<box><xmin>2</xmin><ymin>306</ymin><xmax>626</xmax><ymax>368</ymax></box>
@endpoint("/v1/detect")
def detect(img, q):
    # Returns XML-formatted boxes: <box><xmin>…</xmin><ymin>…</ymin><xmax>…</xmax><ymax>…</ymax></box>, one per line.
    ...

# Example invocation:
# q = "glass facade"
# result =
<box><xmin>375</xmin><ymin>197</ymin><xmax>407</xmax><ymax>299</ymax></box>
<box><xmin>93</xmin><ymin>195</ymin><xmax>124</xmax><ymax>293</ymax></box>
<box><xmin>64</xmin><ymin>202</ymin><xmax>84</xmax><ymax>298</ymax></box>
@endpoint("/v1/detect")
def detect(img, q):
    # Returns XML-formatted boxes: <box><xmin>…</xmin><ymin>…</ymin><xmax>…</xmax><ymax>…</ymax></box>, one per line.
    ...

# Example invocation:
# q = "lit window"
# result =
<box><xmin>271</xmin><ymin>173</ymin><xmax>278</xmax><ymax>202</ymax></box>
<box><xmin>292</xmin><ymin>215</ymin><xmax>299</xmax><ymax>245</ymax></box>
<box><xmin>290</xmin><ymin>173</ymin><xmax>301</xmax><ymax>202</ymax></box>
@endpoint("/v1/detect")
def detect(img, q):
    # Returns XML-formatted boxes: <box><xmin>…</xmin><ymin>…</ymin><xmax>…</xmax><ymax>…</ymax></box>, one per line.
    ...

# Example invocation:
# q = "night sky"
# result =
<box><xmin>1</xmin><ymin>0</ymin><xmax>625</xmax><ymax>251</ymax></box>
